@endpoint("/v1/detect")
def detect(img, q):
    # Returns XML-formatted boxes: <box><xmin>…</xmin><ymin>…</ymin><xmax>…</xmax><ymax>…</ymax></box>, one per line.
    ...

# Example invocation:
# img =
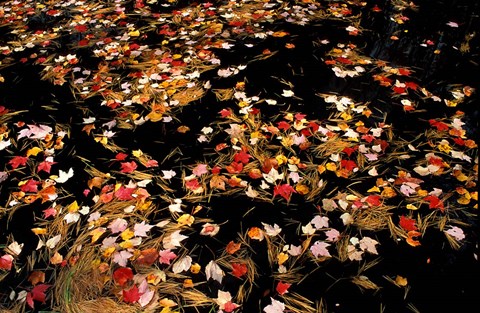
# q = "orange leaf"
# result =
<box><xmin>225</xmin><ymin>241</ymin><xmax>241</xmax><ymax>254</ymax></box>
<box><xmin>28</xmin><ymin>271</ymin><xmax>45</xmax><ymax>286</ymax></box>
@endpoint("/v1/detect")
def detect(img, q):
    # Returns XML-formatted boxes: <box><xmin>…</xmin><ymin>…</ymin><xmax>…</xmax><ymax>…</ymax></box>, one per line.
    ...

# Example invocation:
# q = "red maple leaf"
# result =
<box><xmin>9</xmin><ymin>156</ymin><xmax>28</xmax><ymax>169</ymax></box>
<box><xmin>399</xmin><ymin>215</ymin><xmax>418</xmax><ymax>231</ymax></box>
<box><xmin>233</xmin><ymin>147</ymin><xmax>252</xmax><ymax>164</ymax></box>
<box><xmin>398</xmin><ymin>68</ymin><xmax>411</xmax><ymax>76</ymax></box>
<box><xmin>393</xmin><ymin>86</ymin><xmax>407</xmax><ymax>95</ymax></box>
<box><xmin>225</xmin><ymin>161</ymin><xmax>243</xmax><ymax>174</ymax></box>
<box><xmin>365</xmin><ymin>195</ymin><xmax>381</xmax><ymax>206</ymax></box>
<box><xmin>277</xmin><ymin>121</ymin><xmax>290</xmax><ymax>131</ymax></box>
<box><xmin>113</xmin><ymin>267</ymin><xmax>134</xmax><ymax>287</ymax></box>
<box><xmin>294</xmin><ymin>113</ymin><xmax>306</xmax><ymax>121</ymax></box>
<box><xmin>423</xmin><ymin>195</ymin><xmax>444</xmax><ymax>212</ymax></box>
<box><xmin>219</xmin><ymin>109</ymin><xmax>232</xmax><ymax>118</ymax></box>
<box><xmin>20</xmin><ymin>179</ymin><xmax>41</xmax><ymax>193</ymax></box>
<box><xmin>37</xmin><ymin>160</ymin><xmax>56</xmax><ymax>173</ymax></box>
<box><xmin>273</xmin><ymin>184</ymin><xmax>296</xmax><ymax>201</ymax></box>
<box><xmin>74</xmin><ymin>24</ymin><xmax>88</xmax><ymax>32</ymax></box>
<box><xmin>342</xmin><ymin>146</ymin><xmax>357</xmax><ymax>157</ymax></box>
<box><xmin>26</xmin><ymin>284</ymin><xmax>50</xmax><ymax>309</ymax></box>
<box><xmin>276</xmin><ymin>281</ymin><xmax>291</xmax><ymax>295</ymax></box>
<box><xmin>231</xmin><ymin>263</ymin><xmax>248</xmax><ymax>278</ymax></box>
<box><xmin>340</xmin><ymin>159</ymin><xmax>357</xmax><ymax>171</ymax></box>
<box><xmin>115</xmin><ymin>186</ymin><xmax>135</xmax><ymax>200</ymax></box>
<box><xmin>123</xmin><ymin>285</ymin><xmax>140</xmax><ymax>303</ymax></box>
<box><xmin>115</xmin><ymin>152</ymin><xmax>128</xmax><ymax>161</ymax></box>
<box><xmin>120</xmin><ymin>161</ymin><xmax>138</xmax><ymax>173</ymax></box>
<box><xmin>429</xmin><ymin>119</ymin><xmax>449</xmax><ymax>131</ymax></box>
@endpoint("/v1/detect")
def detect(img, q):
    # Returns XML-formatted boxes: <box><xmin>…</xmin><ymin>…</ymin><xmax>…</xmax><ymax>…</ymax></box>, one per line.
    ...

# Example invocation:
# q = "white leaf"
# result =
<box><xmin>54</xmin><ymin>168</ymin><xmax>74</xmax><ymax>183</ymax></box>
<box><xmin>205</xmin><ymin>260</ymin><xmax>224</xmax><ymax>284</ymax></box>
<box><xmin>263</xmin><ymin>297</ymin><xmax>285</xmax><ymax>313</ymax></box>
<box><xmin>262</xmin><ymin>223</ymin><xmax>282</xmax><ymax>237</ymax></box>
<box><xmin>7</xmin><ymin>241</ymin><xmax>24</xmax><ymax>256</ymax></box>
<box><xmin>172</xmin><ymin>256</ymin><xmax>192</xmax><ymax>273</ymax></box>
<box><xmin>162</xmin><ymin>230</ymin><xmax>188</xmax><ymax>249</ymax></box>
<box><xmin>46</xmin><ymin>235</ymin><xmax>62</xmax><ymax>249</ymax></box>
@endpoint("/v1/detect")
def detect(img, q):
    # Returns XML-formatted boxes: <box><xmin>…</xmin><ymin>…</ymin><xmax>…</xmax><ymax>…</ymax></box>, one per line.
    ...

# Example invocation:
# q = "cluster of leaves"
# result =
<box><xmin>0</xmin><ymin>0</ymin><xmax>477</xmax><ymax>313</ymax></box>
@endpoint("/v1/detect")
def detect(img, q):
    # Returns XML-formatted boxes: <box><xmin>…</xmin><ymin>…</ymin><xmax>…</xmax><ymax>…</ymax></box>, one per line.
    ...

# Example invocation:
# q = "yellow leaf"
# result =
<box><xmin>395</xmin><ymin>275</ymin><xmax>408</xmax><ymax>286</ymax></box>
<box><xmin>406</xmin><ymin>204</ymin><xmax>418</xmax><ymax>210</ymax></box>
<box><xmin>381</xmin><ymin>187</ymin><xmax>397</xmax><ymax>198</ymax></box>
<box><xmin>102</xmin><ymin>247</ymin><xmax>115</xmax><ymax>258</ymax></box>
<box><xmin>26</xmin><ymin>147</ymin><xmax>43</xmax><ymax>157</ymax></box>
<box><xmin>159</xmin><ymin>298</ymin><xmax>177</xmax><ymax>307</ymax></box>
<box><xmin>132</xmin><ymin>149</ymin><xmax>143</xmax><ymax>157</ymax></box>
<box><xmin>277</xmin><ymin>252</ymin><xmax>289</xmax><ymax>265</ymax></box>
<box><xmin>183</xmin><ymin>279</ymin><xmax>194</xmax><ymax>288</ymax></box>
<box><xmin>67</xmin><ymin>200</ymin><xmax>79</xmax><ymax>213</ymax></box>
<box><xmin>121</xmin><ymin>229</ymin><xmax>134</xmax><ymax>241</ymax></box>
<box><xmin>326</xmin><ymin>162</ymin><xmax>337</xmax><ymax>171</ymax></box>
<box><xmin>128</xmin><ymin>30</ymin><xmax>140</xmax><ymax>37</ymax></box>
<box><xmin>190</xmin><ymin>263</ymin><xmax>201</xmax><ymax>274</ymax></box>
<box><xmin>172</xmin><ymin>54</ymin><xmax>182</xmax><ymax>60</ymax></box>
<box><xmin>90</xmin><ymin>228</ymin><xmax>106</xmax><ymax>243</ymax></box>
<box><xmin>177</xmin><ymin>214</ymin><xmax>195</xmax><ymax>226</ymax></box>
<box><xmin>457</xmin><ymin>197</ymin><xmax>470</xmax><ymax>205</ymax></box>
<box><xmin>31</xmin><ymin>228</ymin><xmax>47</xmax><ymax>235</ymax></box>
<box><xmin>417</xmin><ymin>189</ymin><xmax>428</xmax><ymax>197</ymax></box>
<box><xmin>367</xmin><ymin>186</ymin><xmax>380</xmax><ymax>193</ymax></box>
<box><xmin>470</xmin><ymin>191</ymin><xmax>477</xmax><ymax>201</ymax></box>
<box><xmin>119</xmin><ymin>240</ymin><xmax>134</xmax><ymax>249</ymax></box>
<box><xmin>295</xmin><ymin>184</ymin><xmax>310</xmax><ymax>195</ymax></box>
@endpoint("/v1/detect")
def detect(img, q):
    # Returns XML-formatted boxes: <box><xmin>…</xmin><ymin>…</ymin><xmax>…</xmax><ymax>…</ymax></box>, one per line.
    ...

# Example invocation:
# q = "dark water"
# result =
<box><xmin>0</xmin><ymin>0</ymin><xmax>478</xmax><ymax>312</ymax></box>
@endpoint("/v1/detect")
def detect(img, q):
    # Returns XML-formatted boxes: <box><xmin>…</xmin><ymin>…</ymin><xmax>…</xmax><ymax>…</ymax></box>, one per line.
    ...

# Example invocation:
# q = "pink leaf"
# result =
<box><xmin>158</xmin><ymin>249</ymin><xmax>177</xmax><ymax>265</ymax></box>
<box><xmin>310</xmin><ymin>241</ymin><xmax>331</xmax><ymax>258</ymax></box>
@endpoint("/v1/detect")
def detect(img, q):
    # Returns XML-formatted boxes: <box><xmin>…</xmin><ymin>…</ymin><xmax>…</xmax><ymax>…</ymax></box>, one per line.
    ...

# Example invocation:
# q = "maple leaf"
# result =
<box><xmin>324</xmin><ymin>228</ymin><xmax>340</xmax><ymax>242</ymax></box>
<box><xmin>310</xmin><ymin>241</ymin><xmax>331</xmax><ymax>258</ymax></box>
<box><xmin>423</xmin><ymin>195</ymin><xmax>444</xmax><ymax>212</ymax></box>
<box><xmin>113</xmin><ymin>250</ymin><xmax>133</xmax><ymax>267</ymax></box>
<box><xmin>277</xmin><ymin>121</ymin><xmax>290</xmax><ymax>131</ymax></box>
<box><xmin>159</xmin><ymin>249</ymin><xmax>177</xmax><ymax>265</ymax></box>
<box><xmin>162</xmin><ymin>230</ymin><xmax>188</xmax><ymax>249</ymax></box>
<box><xmin>263</xmin><ymin>298</ymin><xmax>285</xmax><ymax>313</ymax></box>
<box><xmin>43</xmin><ymin>207</ymin><xmax>57</xmax><ymax>218</ymax></box>
<box><xmin>193</xmin><ymin>163</ymin><xmax>209</xmax><ymax>176</ymax></box>
<box><xmin>20</xmin><ymin>179</ymin><xmax>40</xmax><ymax>193</ymax></box>
<box><xmin>108</xmin><ymin>218</ymin><xmax>128</xmax><ymax>234</ymax></box>
<box><xmin>120</xmin><ymin>161</ymin><xmax>138</xmax><ymax>173</ymax></box>
<box><xmin>134</xmin><ymin>221</ymin><xmax>153</xmax><ymax>237</ymax></box>
<box><xmin>225</xmin><ymin>241</ymin><xmax>241</xmax><ymax>254</ymax></box>
<box><xmin>225</xmin><ymin>161</ymin><xmax>243</xmax><ymax>174</ymax></box>
<box><xmin>206</xmin><ymin>260</ymin><xmax>224</xmax><ymax>283</ymax></box>
<box><xmin>359</xmin><ymin>237</ymin><xmax>379</xmax><ymax>254</ymax></box>
<box><xmin>123</xmin><ymin>285</ymin><xmax>140</xmax><ymax>303</ymax></box>
<box><xmin>115</xmin><ymin>186</ymin><xmax>135</xmax><ymax>200</ymax></box>
<box><xmin>210</xmin><ymin>175</ymin><xmax>227</xmax><ymax>190</ymax></box>
<box><xmin>445</xmin><ymin>226</ymin><xmax>465</xmax><ymax>241</ymax></box>
<box><xmin>364</xmin><ymin>194</ymin><xmax>382</xmax><ymax>206</ymax></box>
<box><xmin>276</xmin><ymin>281</ymin><xmax>291</xmax><ymax>295</ymax></box>
<box><xmin>231</xmin><ymin>263</ymin><xmax>248</xmax><ymax>278</ymax></box>
<box><xmin>233</xmin><ymin>147</ymin><xmax>252</xmax><ymax>164</ymax></box>
<box><xmin>172</xmin><ymin>256</ymin><xmax>193</xmax><ymax>274</ymax></box>
<box><xmin>113</xmin><ymin>267</ymin><xmax>134</xmax><ymax>287</ymax></box>
<box><xmin>26</xmin><ymin>284</ymin><xmax>50</xmax><ymax>309</ymax></box>
<box><xmin>115</xmin><ymin>152</ymin><xmax>128</xmax><ymax>161</ymax></box>
<box><xmin>273</xmin><ymin>184</ymin><xmax>296</xmax><ymax>201</ymax></box>
<box><xmin>399</xmin><ymin>215</ymin><xmax>418</xmax><ymax>231</ymax></box>
<box><xmin>135</xmin><ymin>248</ymin><xmax>159</xmax><ymax>266</ymax></box>
<box><xmin>0</xmin><ymin>254</ymin><xmax>13</xmax><ymax>270</ymax></box>
<box><xmin>9</xmin><ymin>156</ymin><xmax>28</xmax><ymax>169</ymax></box>
<box><xmin>37</xmin><ymin>159</ymin><xmax>56</xmax><ymax>173</ymax></box>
